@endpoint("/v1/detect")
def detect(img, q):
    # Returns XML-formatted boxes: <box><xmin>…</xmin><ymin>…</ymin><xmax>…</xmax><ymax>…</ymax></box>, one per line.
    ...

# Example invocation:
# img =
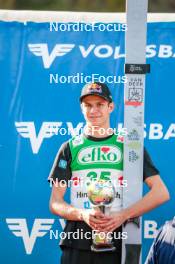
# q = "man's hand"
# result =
<box><xmin>81</xmin><ymin>209</ymin><xmax>111</xmax><ymax>230</ymax></box>
<box><xmin>96</xmin><ymin>211</ymin><xmax>127</xmax><ymax>232</ymax></box>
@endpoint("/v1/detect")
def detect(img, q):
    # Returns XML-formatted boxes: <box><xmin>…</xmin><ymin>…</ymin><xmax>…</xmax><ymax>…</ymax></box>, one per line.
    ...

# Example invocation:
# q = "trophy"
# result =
<box><xmin>87</xmin><ymin>180</ymin><xmax>116</xmax><ymax>252</ymax></box>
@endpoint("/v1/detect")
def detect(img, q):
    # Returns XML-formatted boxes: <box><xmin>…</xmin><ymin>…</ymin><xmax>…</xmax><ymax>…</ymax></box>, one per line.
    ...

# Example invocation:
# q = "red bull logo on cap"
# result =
<box><xmin>87</xmin><ymin>83</ymin><xmax>102</xmax><ymax>93</ymax></box>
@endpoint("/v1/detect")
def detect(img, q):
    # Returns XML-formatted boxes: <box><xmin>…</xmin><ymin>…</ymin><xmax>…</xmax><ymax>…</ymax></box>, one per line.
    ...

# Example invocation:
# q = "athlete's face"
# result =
<box><xmin>81</xmin><ymin>95</ymin><xmax>114</xmax><ymax>127</ymax></box>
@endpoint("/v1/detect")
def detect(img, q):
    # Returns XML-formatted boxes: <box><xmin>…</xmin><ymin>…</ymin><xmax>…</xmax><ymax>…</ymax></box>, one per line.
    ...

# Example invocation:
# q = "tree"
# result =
<box><xmin>0</xmin><ymin>0</ymin><xmax>175</xmax><ymax>12</ymax></box>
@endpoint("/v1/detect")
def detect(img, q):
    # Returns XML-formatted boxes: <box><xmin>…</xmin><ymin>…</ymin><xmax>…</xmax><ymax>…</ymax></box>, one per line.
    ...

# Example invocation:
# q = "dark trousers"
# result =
<box><xmin>61</xmin><ymin>247</ymin><xmax>121</xmax><ymax>264</ymax></box>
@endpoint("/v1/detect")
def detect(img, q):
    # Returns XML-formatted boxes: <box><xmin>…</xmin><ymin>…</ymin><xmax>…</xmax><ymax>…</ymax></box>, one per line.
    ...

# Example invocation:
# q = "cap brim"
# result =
<box><xmin>80</xmin><ymin>93</ymin><xmax>112</xmax><ymax>103</ymax></box>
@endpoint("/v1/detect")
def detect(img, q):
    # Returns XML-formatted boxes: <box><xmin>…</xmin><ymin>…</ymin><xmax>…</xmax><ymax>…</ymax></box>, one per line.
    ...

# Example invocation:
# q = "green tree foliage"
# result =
<box><xmin>0</xmin><ymin>0</ymin><xmax>16</xmax><ymax>9</ymax></box>
<box><xmin>0</xmin><ymin>0</ymin><xmax>175</xmax><ymax>12</ymax></box>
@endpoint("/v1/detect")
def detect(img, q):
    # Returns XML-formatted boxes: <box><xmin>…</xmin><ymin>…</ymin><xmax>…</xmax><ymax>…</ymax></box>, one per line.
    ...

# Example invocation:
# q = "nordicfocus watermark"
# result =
<box><xmin>47</xmin><ymin>125</ymin><xmax>127</xmax><ymax>137</ymax></box>
<box><xmin>49</xmin><ymin>22</ymin><xmax>127</xmax><ymax>32</ymax></box>
<box><xmin>49</xmin><ymin>177</ymin><xmax>128</xmax><ymax>189</ymax></box>
<box><xmin>50</xmin><ymin>73</ymin><xmax>127</xmax><ymax>85</ymax></box>
<box><xmin>50</xmin><ymin>229</ymin><xmax>128</xmax><ymax>240</ymax></box>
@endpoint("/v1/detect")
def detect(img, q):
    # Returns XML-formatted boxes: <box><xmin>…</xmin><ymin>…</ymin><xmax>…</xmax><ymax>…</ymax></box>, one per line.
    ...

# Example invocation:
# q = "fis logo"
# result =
<box><xmin>28</xmin><ymin>44</ymin><xmax>75</xmax><ymax>68</ymax></box>
<box><xmin>15</xmin><ymin>122</ymin><xmax>62</xmax><ymax>154</ymax></box>
<box><xmin>6</xmin><ymin>219</ymin><xmax>54</xmax><ymax>254</ymax></box>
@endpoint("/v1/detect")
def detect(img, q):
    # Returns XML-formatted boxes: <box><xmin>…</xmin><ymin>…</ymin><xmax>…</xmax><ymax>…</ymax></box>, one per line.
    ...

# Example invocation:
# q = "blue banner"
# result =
<box><xmin>0</xmin><ymin>18</ymin><xmax>175</xmax><ymax>263</ymax></box>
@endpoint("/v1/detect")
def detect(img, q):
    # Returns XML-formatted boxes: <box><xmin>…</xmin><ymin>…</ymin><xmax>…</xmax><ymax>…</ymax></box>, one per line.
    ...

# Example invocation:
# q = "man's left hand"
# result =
<box><xmin>96</xmin><ymin>211</ymin><xmax>127</xmax><ymax>232</ymax></box>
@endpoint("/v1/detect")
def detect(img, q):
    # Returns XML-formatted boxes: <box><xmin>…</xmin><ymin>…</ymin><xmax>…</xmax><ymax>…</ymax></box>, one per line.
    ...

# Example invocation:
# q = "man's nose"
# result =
<box><xmin>90</xmin><ymin>105</ymin><xmax>98</xmax><ymax>113</ymax></box>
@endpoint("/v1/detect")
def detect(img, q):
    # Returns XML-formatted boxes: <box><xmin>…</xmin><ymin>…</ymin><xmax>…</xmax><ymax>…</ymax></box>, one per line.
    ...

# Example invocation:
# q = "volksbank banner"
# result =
<box><xmin>0</xmin><ymin>11</ymin><xmax>175</xmax><ymax>264</ymax></box>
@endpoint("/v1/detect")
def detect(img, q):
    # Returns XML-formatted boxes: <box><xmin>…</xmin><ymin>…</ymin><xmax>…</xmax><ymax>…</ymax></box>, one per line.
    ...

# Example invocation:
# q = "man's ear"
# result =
<box><xmin>80</xmin><ymin>103</ymin><xmax>84</xmax><ymax>114</ymax></box>
<box><xmin>109</xmin><ymin>102</ymin><xmax>115</xmax><ymax>113</ymax></box>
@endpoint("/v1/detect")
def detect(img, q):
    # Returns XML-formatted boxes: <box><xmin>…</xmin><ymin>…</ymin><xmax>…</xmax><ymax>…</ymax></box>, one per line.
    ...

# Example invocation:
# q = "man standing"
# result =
<box><xmin>48</xmin><ymin>82</ymin><xmax>169</xmax><ymax>264</ymax></box>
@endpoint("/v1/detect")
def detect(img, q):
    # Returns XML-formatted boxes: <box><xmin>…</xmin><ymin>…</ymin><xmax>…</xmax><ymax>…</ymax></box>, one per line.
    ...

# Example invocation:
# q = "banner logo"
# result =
<box><xmin>28</xmin><ymin>44</ymin><xmax>175</xmax><ymax>68</ymax></box>
<box><xmin>28</xmin><ymin>44</ymin><xmax>75</xmax><ymax>68</ymax></box>
<box><xmin>15</xmin><ymin>122</ymin><xmax>62</xmax><ymax>153</ymax></box>
<box><xmin>6</xmin><ymin>219</ymin><xmax>54</xmax><ymax>254</ymax></box>
<box><xmin>15</xmin><ymin>122</ymin><xmax>175</xmax><ymax>154</ymax></box>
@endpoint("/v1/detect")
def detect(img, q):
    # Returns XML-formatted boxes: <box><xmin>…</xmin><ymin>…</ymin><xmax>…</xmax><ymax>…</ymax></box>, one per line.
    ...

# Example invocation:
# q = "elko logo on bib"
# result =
<box><xmin>78</xmin><ymin>145</ymin><xmax>122</xmax><ymax>164</ymax></box>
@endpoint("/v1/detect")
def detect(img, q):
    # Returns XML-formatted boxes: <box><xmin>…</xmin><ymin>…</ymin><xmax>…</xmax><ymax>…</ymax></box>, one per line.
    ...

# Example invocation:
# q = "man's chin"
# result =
<box><xmin>89</xmin><ymin>122</ymin><xmax>102</xmax><ymax>128</ymax></box>
<box><xmin>91</xmin><ymin>122</ymin><xmax>102</xmax><ymax>131</ymax></box>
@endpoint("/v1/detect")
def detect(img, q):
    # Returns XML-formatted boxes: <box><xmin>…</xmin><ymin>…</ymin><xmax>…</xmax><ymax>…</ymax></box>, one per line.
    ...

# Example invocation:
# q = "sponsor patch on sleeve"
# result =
<box><xmin>72</xmin><ymin>135</ymin><xmax>84</xmax><ymax>146</ymax></box>
<box><xmin>58</xmin><ymin>159</ymin><xmax>67</xmax><ymax>169</ymax></box>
